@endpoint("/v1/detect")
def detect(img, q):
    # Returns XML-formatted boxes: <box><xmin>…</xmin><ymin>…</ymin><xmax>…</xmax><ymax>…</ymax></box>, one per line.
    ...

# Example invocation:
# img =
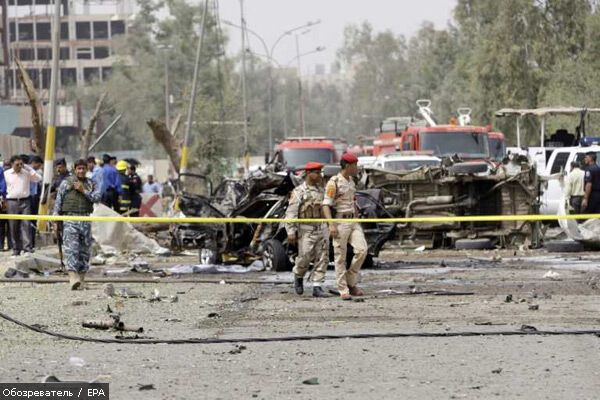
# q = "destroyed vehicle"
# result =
<box><xmin>362</xmin><ymin>155</ymin><xmax>541</xmax><ymax>249</ymax></box>
<box><xmin>260</xmin><ymin>189</ymin><xmax>397</xmax><ymax>271</ymax></box>
<box><xmin>172</xmin><ymin>171</ymin><xmax>298</xmax><ymax>264</ymax></box>
<box><xmin>373</xmin><ymin>152</ymin><xmax>441</xmax><ymax>171</ymax></box>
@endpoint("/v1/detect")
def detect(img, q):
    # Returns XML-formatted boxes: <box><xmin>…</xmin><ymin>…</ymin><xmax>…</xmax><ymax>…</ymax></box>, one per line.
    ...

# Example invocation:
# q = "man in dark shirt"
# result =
<box><xmin>127</xmin><ymin>164</ymin><xmax>143</xmax><ymax>217</ymax></box>
<box><xmin>582</xmin><ymin>152</ymin><xmax>600</xmax><ymax>213</ymax></box>
<box><xmin>51</xmin><ymin>158</ymin><xmax>71</xmax><ymax>196</ymax></box>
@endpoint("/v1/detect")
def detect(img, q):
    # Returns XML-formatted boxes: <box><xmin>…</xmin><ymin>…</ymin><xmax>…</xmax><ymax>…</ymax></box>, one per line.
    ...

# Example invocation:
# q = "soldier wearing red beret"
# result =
<box><xmin>284</xmin><ymin>161</ymin><xmax>330</xmax><ymax>298</ymax></box>
<box><xmin>322</xmin><ymin>153</ymin><xmax>367</xmax><ymax>300</ymax></box>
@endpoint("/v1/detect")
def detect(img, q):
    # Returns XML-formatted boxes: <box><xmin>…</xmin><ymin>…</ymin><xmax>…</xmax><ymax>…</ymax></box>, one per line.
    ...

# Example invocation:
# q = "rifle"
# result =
<box><xmin>55</xmin><ymin>220</ymin><xmax>64</xmax><ymax>272</ymax></box>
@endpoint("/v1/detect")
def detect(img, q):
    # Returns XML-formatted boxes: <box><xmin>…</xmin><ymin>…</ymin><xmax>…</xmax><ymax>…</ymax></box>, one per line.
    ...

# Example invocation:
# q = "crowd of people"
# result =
<box><xmin>0</xmin><ymin>152</ymin><xmax>162</xmax><ymax>258</ymax></box>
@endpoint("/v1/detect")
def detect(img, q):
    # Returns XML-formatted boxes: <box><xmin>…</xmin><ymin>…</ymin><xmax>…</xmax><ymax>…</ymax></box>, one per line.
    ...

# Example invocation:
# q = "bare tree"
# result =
<box><xmin>15</xmin><ymin>58</ymin><xmax>44</xmax><ymax>155</ymax></box>
<box><xmin>147</xmin><ymin>118</ymin><xmax>181</xmax><ymax>173</ymax></box>
<box><xmin>80</xmin><ymin>92</ymin><xmax>108</xmax><ymax>159</ymax></box>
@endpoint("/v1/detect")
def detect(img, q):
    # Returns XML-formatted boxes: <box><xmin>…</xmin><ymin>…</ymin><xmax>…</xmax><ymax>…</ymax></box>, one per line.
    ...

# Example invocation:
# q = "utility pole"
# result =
<box><xmin>296</xmin><ymin>34</ymin><xmax>306</xmax><ymax>137</ymax></box>
<box><xmin>180</xmin><ymin>0</ymin><xmax>209</xmax><ymax>176</ymax></box>
<box><xmin>164</xmin><ymin>61</ymin><xmax>170</xmax><ymax>129</ymax></box>
<box><xmin>38</xmin><ymin>0</ymin><xmax>61</xmax><ymax>230</ymax></box>
<box><xmin>240</xmin><ymin>0</ymin><xmax>250</xmax><ymax>170</ymax></box>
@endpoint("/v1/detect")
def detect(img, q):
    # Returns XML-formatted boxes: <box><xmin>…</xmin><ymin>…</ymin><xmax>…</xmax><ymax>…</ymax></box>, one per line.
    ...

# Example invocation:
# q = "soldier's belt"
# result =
<box><xmin>298</xmin><ymin>223</ymin><xmax>325</xmax><ymax>230</ymax></box>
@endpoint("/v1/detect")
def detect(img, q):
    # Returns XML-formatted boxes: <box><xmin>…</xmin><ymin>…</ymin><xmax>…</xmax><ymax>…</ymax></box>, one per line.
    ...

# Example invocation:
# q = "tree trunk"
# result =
<box><xmin>80</xmin><ymin>92</ymin><xmax>107</xmax><ymax>159</ymax></box>
<box><xmin>170</xmin><ymin>113</ymin><xmax>182</xmax><ymax>138</ymax></box>
<box><xmin>147</xmin><ymin>118</ymin><xmax>181</xmax><ymax>173</ymax></box>
<box><xmin>15</xmin><ymin>58</ymin><xmax>44</xmax><ymax>155</ymax></box>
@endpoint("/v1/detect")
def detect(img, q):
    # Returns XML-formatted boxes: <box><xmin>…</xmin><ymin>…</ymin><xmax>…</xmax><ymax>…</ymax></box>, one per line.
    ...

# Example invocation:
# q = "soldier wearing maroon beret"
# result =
<box><xmin>322</xmin><ymin>153</ymin><xmax>367</xmax><ymax>300</ymax></box>
<box><xmin>284</xmin><ymin>161</ymin><xmax>330</xmax><ymax>298</ymax></box>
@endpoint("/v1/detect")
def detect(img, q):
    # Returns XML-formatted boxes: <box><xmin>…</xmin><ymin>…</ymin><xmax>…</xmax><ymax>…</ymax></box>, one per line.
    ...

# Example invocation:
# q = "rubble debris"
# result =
<box><xmin>165</xmin><ymin>318</ymin><xmax>182</xmax><ymax>323</ymax></box>
<box><xmin>520</xmin><ymin>324</ymin><xmax>538</xmax><ymax>332</ymax></box>
<box><xmin>70</xmin><ymin>301</ymin><xmax>89</xmax><ymax>306</ymax></box>
<box><xmin>491</xmin><ymin>368</ymin><xmax>503</xmax><ymax>374</ymax></box>
<box><xmin>543</xmin><ymin>271</ymin><xmax>561</xmax><ymax>281</ymax></box>
<box><xmin>228</xmin><ymin>345</ymin><xmax>247</xmax><ymax>354</ymax></box>
<box><xmin>302</xmin><ymin>378</ymin><xmax>320</xmax><ymax>385</ymax></box>
<box><xmin>91</xmin><ymin>204</ymin><xmax>170</xmax><ymax>255</ymax></box>
<box><xmin>82</xmin><ymin>315</ymin><xmax>143</xmax><ymax>333</ymax></box>
<box><xmin>207</xmin><ymin>312</ymin><xmax>220</xmax><ymax>318</ymax></box>
<box><xmin>377</xmin><ymin>289</ymin><xmax>474</xmax><ymax>296</ymax></box>
<box><xmin>528</xmin><ymin>304</ymin><xmax>539</xmax><ymax>311</ymax></box>
<box><xmin>68</xmin><ymin>357</ymin><xmax>86</xmax><ymax>368</ymax></box>
<box><xmin>4</xmin><ymin>268</ymin><xmax>29</xmax><ymax>279</ymax></box>
<box><xmin>505</xmin><ymin>294</ymin><xmax>513</xmax><ymax>303</ymax></box>
<box><xmin>164</xmin><ymin>262</ymin><xmax>264</xmax><ymax>275</ymax></box>
<box><xmin>137</xmin><ymin>384</ymin><xmax>156</xmax><ymax>391</ymax></box>
<box><xmin>103</xmin><ymin>284</ymin><xmax>115</xmax><ymax>298</ymax></box>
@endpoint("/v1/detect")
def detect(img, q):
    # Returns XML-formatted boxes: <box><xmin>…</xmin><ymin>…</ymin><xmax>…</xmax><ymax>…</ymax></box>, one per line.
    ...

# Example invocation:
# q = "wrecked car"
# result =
<box><xmin>361</xmin><ymin>154</ymin><xmax>541</xmax><ymax>249</ymax></box>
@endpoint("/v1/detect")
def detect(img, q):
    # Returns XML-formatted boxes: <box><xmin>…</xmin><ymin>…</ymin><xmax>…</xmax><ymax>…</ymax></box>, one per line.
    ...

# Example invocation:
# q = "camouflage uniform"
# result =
<box><xmin>323</xmin><ymin>173</ymin><xmax>367</xmax><ymax>296</ymax></box>
<box><xmin>53</xmin><ymin>176</ymin><xmax>101</xmax><ymax>273</ymax></box>
<box><xmin>285</xmin><ymin>182</ymin><xmax>328</xmax><ymax>286</ymax></box>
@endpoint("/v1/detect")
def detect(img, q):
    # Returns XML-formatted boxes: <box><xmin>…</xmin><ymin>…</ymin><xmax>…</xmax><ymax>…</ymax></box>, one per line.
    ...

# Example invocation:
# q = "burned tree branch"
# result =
<box><xmin>15</xmin><ymin>58</ymin><xmax>44</xmax><ymax>155</ymax></box>
<box><xmin>147</xmin><ymin>118</ymin><xmax>181</xmax><ymax>173</ymax></box>
<box><xmin>80</xmin><ymin>92</ymin><xmax>107</xmax><ymax>159</ymax></box>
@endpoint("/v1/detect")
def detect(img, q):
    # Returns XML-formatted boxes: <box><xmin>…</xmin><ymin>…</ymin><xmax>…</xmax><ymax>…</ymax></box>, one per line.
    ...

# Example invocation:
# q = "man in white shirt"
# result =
<box><xmin>565</xmin><ymin>161</ymin><xmax>585</xmax><ymax>214</ymax></box>
<box><xmin>4</xmin><ymin>155</ymin><xmax>42</xmax><ymax>256</ymax></box>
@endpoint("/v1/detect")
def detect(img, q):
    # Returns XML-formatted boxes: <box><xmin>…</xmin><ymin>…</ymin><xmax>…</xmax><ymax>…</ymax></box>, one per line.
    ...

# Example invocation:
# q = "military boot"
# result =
<box><xmin>68</xmin><ymin>272</ymin><xmax>81</xmax><ymax>290</ymax></box>
<box><xmin>78</xmin><ymin>272</ymin><xmax>86</xmax><ymax>289</ymax></box>
<box><xmin>312</xmin><ymin>286</ymin><xmax>330</xmax><ymax>298</ymax></box>
<box><xmin>294</xmin><ymin>276</ymin><xmax>304</xmax><ymax>295</ymax></box>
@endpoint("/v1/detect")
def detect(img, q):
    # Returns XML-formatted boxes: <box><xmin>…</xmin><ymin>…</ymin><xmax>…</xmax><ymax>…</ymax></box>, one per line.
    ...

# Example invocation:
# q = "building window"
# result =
<box><xmin>18</xmin><ymin>23</ymin><xmax>34</xmax><ymax>41</ymax></box>
<box><xmin>84</xmin><ymin>67</ymin><xmax>100</xmax><ymax>83</ymax></box>
<box><xmin>37</xmin><ymin>48</ymin><xmax>52</xmax><ymax>60</ymax></box>
<box><xmin>110</xmin><ymin>20</ymin><xmax>125</xmax><ymax>36</ymax></box>
<box><xmin>41</xmin><ymin>68</ymin><xmax>51</xmax><ymax>89</ymax></box>
<box><xmin>36</xmin><ymin>22</ymin><xmax>51</xmax><ymax>40</ymax></box>
<box><xmin>76</xmin><ymin>47</ymin><xmax>92</xmax><ymax>60</ymax></box>
<box><xmin>60</xmin><ymin>47</ymin><xmax>70</xmax><ymax>60</ymax></box>
<box><xmin>61</xmin><ymin>22</ymin><xmax>69</xmax><ymax>40</ymax></box>
<box><xmin>76</xmin><ymin>22</ymin><xmax>91</xmax><ymax>39</ymax></box>
<box><xmin>94</xmin><ymin>46</ymin><xmax>109</xmax><ymax>59</ymax></box>
<box><xmin>93</xmin><ymin>21</ymin><xmax>109</xmax><ymax>39</ymax></box>
<box><xmin>18</xmin><ymin>48</ymin><xmax>35</xmax><ymax>61</ymax></box>
<box><xmin>60</xmin><ymin>68</ymin><xmax>77</xmax><ymax>85</ymax></box>
<box><xmin>9</xmin><ymin>22</ymin><xmax>16</xmax><ymax>43</ymax></box>
<box><xmin>102</xmin><ymin>67</ymin><xmax>112</xmax><ymax>81</ymax></box>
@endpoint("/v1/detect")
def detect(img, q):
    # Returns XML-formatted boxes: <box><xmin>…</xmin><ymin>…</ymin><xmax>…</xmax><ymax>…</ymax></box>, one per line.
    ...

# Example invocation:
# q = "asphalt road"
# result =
<box><xmin>0</xmin><ymin>250</ymin><xmax>599</xmax><ymax>399</ymax></box>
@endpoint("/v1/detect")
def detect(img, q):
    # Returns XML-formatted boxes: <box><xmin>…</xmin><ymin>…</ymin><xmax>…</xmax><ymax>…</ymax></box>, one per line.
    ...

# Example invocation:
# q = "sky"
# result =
<box><xmin>217</xmin><ymin>0</ymin><xmax>457</xmax><ymax>75</ymax></box>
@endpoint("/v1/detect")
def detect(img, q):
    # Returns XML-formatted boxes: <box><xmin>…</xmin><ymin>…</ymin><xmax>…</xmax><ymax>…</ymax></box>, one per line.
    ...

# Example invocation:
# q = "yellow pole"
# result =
<box><xmin>37</xmin><ymin>0</ymin><xmax>61</xmax><ymax>231</ymax></box>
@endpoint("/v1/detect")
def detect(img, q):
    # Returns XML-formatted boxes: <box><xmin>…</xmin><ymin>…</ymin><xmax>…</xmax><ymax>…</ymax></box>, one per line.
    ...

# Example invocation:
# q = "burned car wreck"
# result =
<box><xmin>360</xmin><ymin>155</ymin><xmax>541</xmax><ymax>249</ymax></box>
<box><xmin>171</xmin><ymin>170</ymin><xmax>396</xmax><ymax>270</ymax></box>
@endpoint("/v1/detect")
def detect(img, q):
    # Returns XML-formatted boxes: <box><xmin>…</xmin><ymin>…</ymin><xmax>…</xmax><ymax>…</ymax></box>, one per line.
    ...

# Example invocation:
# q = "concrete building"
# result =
<box><xmin>2</xmin><ymin>0</ymin><xmax>134</xmax><ymax>102</ymax></box>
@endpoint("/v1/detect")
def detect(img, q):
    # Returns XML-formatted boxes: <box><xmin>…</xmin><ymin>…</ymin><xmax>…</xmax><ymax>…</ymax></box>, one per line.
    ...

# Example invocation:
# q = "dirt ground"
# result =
<box><xmin>0</xmin><ymin>248</ymin><xmax>599</xmax><ymax>399</ymax></box>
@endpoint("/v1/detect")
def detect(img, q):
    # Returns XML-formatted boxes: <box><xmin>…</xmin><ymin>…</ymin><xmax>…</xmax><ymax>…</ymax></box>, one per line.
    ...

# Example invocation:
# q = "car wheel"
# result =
<box><xmin>262</xmin><ymin>239</ymin><xmax>290</xmax><ymax>272</ymax></box>
<box><xmin>544</xmin><ymin>240</ymin><xmax>584</xmax><ymax>253</ymax></box>
<box><xmin>455</xmin><ymin>238</ymin><xmax>494</xmax><ymax>250</ymax></box>
<box><xmin>449</xmin><ymin>162</ymin><xmax>489</xmax><ymax>175</ymax></box>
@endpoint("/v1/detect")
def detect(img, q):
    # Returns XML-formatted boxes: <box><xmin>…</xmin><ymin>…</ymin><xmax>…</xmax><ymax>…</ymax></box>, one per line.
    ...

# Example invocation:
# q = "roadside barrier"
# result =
<box><xmin>0</xmin><ymin>213</ymin><xmax>596</xmax><ymax>224</ymax></box>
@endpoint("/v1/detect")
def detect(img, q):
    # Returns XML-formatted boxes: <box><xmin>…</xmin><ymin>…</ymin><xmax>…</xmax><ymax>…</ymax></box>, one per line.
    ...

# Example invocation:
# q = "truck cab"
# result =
<box><xmin>488</xmin><ymin>131</ymin><xmax>506</xmax><ymax>161</ymax></box>
<box><xmin>274</xmin><ymin>137</ymin><xmax>337</xmax><ymax>170</ymax></box>
<box><xmin>540</xmin><ymin>145</ymin><xmax>600</xmax><ymax>214</ymax></box>
<box><xmin>400</xmin><ymin>125</ymin><xmax>490</xmax><ymax>160</ymax></box>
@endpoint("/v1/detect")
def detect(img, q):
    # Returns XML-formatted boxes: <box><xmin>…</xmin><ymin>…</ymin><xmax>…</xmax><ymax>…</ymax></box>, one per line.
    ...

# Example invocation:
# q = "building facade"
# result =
<box><xmin>2</xmin><ymin>0</ymin><xmax>134</xmax><ymax>102</ymax></box>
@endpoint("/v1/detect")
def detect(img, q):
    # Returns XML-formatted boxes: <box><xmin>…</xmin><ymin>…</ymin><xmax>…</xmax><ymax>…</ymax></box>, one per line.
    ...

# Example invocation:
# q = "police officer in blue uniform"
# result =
<box><xmin>582</xmin><ymin>152</ymin><xmax>600</xmax><ymax>214</ymax></box>
<box><xmin>53</xmin><ymin>159</ymin><xmax>101</xmax><ymax>290</ymax></box>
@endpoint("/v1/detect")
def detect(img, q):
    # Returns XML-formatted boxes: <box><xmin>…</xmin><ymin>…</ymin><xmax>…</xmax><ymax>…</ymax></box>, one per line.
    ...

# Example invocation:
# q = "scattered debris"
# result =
<box><xmin>4</xmin><ymin>268</ymin><xmax>29</xmax><ymax>279</ymax></box>
<box><xmin>165</xmin><ymin>318</ymin><xmax>182</xmax><ymax>323</ymax></box>
<box><xmin>378</xmin><ymin>289</ymin><xmax>474</xmax><ymax>296</ymax></box>
<box><xmin>103</xmin><ymin>284</ymin><xmax>115</xmax><ymax>298</ymax></box>
<box><xmin>520</xmin><ymin>324</ymin><xmax>538</xmax><ymax>332</ymax></box>
<box><xmin>474</xmin><ymin>322</ymin><xmax>507</xmax><ymax>326</ymax></box>
<box><xmin>229</xmin><ymin>345</ymin><xmax>247</xmax><ymax>354</ymax></box>
<box><xmin>504</xmin><ymin>294</ymin><xmax>513</xmax><ymax>303</ymax></box>
<box><xmin>82</xmin><ymin>315</ymin><xmax>143</xmax><ymax>333</ymax></box>
<box><xmin>491</xmin><ymin>368</ymin><xmax>503</xmax><ymax>374</ymax></box>
<box><xmin>414</xmin><ymin>246</ymin><xmax>426</xmax><ymax>252</ymax></box>
<box><xmin>106</xmin><ymin>304</ymin><xmax>113</xmax><ymax>313</ymax></box>
<box><xmin>543</xmin><ymin>271</ymin><xmax>561</xmax><ymax>281</ymax></box>
<box><xmin>70</xmin><ymin>300</ymin><xmax>89</xmax><ymax>306</ymax></box>
<box><xmin>207</xmin><ymin>312</ymin><xmax>220</xmax><ymax>318</ymax></box>
<box><xmin>240</xmin><ymin>297</ymin><xmax>259</xmax><ymax>303</ymax></box>
<box><xmin>148</xmin><ymin>289</ymin><xmax>179</xmax><ymax>303</ymax></box>
<box><xmin>302</xmin><ymin>378</ymin><xmax>319</xmax><ymax>385</ymax></box>
<box><xmin>138</xmin><ymin>384</ymin><xmax>155</xmax><ymax>391</ymax></box>
<box><xmin>528</xmin><ymin>304</ymin><xmax>539</xmax><ymax>311</ymax></box>
<box><xmin>68</xmin><ymin>357</ymin><xmax>86</xmax><ymax>368</ymax></box>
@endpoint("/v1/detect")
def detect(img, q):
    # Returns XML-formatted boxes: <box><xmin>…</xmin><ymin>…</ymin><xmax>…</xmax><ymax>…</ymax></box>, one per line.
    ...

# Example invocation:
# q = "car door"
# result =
<box><xmin>540</xmin><ymin>150</ymin><xmax>570</xmax><ymax>214</ymax></box>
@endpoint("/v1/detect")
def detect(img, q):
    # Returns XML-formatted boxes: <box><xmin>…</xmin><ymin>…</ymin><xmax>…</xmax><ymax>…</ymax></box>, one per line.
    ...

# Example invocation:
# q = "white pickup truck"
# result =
<box><xmin>540</xmin><ymin>145</ymin><xmax>600</xmax><ymax>214</ymax></box>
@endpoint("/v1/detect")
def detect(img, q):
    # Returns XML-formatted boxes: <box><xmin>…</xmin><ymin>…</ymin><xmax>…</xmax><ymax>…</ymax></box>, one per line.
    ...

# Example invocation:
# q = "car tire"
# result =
<box><xmin>455</xmin><ymin>238</ymin><xmax>494</xmax><ymax>250</ymax></box>
<box><xmin>449</xmin><ymin>162</ymin><xmax>488</xmax><ymax>175</ymax></box>
<box><xmin>263</xmin><ymin>239</ymin><xmax>290</xmax><ymax>272</ymax></box>
<box><xmin>544</xmin><ymin>240</ymin><xmax>584</xmax><ymax>253</ymax></box>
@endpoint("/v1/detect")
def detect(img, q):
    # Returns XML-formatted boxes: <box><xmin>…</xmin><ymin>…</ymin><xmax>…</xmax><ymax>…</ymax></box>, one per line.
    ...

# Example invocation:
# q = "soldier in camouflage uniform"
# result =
<box><xmin>53</xmin><ymin>159</ymin><xmax>101</xmax><ymax>290</ymax></box>
<box><xmin>323</xmin><ymin>153</ymin><xmax>367</xmax><ymax>301</ymax></box>
<box><xmin>285</xmin><ymin>162</ymin><xmax>330</xmax><ymax>298</ymax></box>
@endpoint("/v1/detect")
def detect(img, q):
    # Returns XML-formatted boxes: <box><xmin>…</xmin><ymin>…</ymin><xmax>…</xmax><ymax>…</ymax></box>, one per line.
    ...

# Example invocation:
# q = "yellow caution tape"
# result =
<box><xmin>0</xmin><ymin>213</ymin><xmax>597</xmax><ymax>224</ymax></box>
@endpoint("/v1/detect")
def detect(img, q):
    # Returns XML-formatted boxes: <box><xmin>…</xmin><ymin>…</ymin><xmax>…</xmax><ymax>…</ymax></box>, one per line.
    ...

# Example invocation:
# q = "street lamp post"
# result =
<box><xmin>221</xmin><ymin>19</ymin><xmax>321</xmax><ymax>155</ymax></box>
